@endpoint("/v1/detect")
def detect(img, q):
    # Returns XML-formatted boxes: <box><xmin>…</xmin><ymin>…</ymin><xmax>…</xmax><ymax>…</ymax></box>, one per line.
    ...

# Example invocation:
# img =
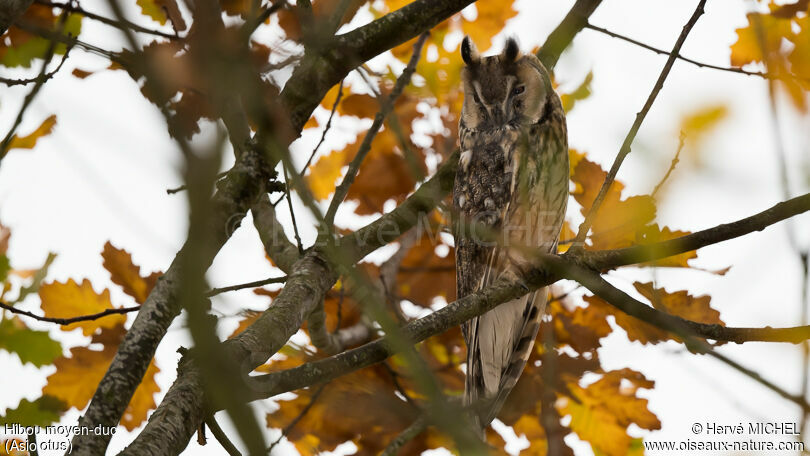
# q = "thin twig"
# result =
<box><xmin>36</xmin><ymin>0</ymin><xmax>179</xmax><ymax>39</ymax></box>
<box><xmin>301</xmin><ymin>80</ymin><xmax>343</xmax><ymax>175</ymax></box>
<box><xmin>584</xmin><ymin>22</ymin><xmax>810</xmax><ymax>83</ymax></box>
<box><xmin>244</xmin><ymin>0</ymin><xmax>286</xmax><ymax>36</ymax></box>
<box><xmin>283</xmin><ymin>166</ymin><xmax>304</xmax><ymax>254</ymax></box>
<box><xmin>380</xmin><ymin>416</ymin><xmax>428</xmax><ymax>456</ymax></box>
<box><xmin>0</xmin><ymin>46</ymin><xmax>72</xmax><ymax>87</ymax></box>
<box><xmin>206</xmin><ymin>276</ymin><xmax>287</xmax><ymax>297</ymax></box>
<box><xmin>652</xmin><ymin>131</ymin><xmax>685</xmax><ymax>198</ymax></box>
<box><xmin>0</xmin><ymin>15</ymin><xmax>71</xmax><ymax>158</ymax></box>
<box><xmin>167</xmin><ymin>171</ymin><xmax>229</xmax><ymax>194</ymax></box>
<box><xmin>0</xmin><ymin>300</ymin><xmax>140</xmax><ymax>325</ymax></box>
<box><xmin>324</xmin><ymin>32</ymin><xmax>429</xmax><ymax>226</ymax></box>
<box><xmin>205</xmin><ymin>415</ymin><xmax>242</xmax><ymax>456</ymax></box>
<box><xmin>571</xmin><ymin>0</ymin><xmax>707</xmax><ymax>248</ymax></box>
<box><xmin>266</xmin><ymin>384</ymin><xmax>327</xmax><ymax>453</ymax></box>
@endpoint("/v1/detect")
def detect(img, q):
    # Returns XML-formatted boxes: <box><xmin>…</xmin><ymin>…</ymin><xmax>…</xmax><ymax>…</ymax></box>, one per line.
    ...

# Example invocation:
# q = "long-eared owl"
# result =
<box><xmin>453</xmin><ymin>36</ymin><xmax>568</xmax><ymax>431</ymax></box>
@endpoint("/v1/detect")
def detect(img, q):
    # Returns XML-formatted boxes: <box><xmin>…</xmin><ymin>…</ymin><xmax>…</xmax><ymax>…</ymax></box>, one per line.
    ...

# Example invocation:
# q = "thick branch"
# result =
<box><xmin>73</xmin><ymin>150</ymin><xmax>272</xmax><ymax>455</ymax></box>
<box><xmin>280</xmin><ymin>0</ymin><xmax>476</xmax><ymax>131</ymax></box>
<box><xmin>0</xmin><ymin>0</ymin><xmax>33</xmax><ymax>35</ymax></box>
<box><xmin>251</xmin><ymin>193</ymin><xmax>300</xmax><ymax>274</ymax></box>
<box><xmin>536</xmin><ymin>0</ymin><xmax>603</xmax><ymax>70</ymax></box>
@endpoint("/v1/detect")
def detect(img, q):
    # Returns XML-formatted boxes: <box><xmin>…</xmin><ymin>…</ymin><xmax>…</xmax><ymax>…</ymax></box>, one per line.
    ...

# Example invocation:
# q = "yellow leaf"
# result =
<box><xmin>730</xmin><ymin>12</ymin><xmax>792</xmax><ymax>67</ymax></box>
<box><xmin>42</xmin><ymin>325</ymin><xmax>160</xmax><ymax>430</ymax></box>
<box><xmin>560</xmin><ymin>370</ymin><xmax>660</xmax><ymax>456</ymax></box>
<box><xmin>39</xmin><ymin>279</ymin><xmax>126</xmax><ymax>336</ymax></box>
<box><xmin>461</xmin><ymin>0</ymin><xmax>518</xmax><ymax>52</ymax></box>
<box><xmin>560</xmin><ymin>72</ymin><xmax>593</xmax><ymax>113</ymax></box>
<box><xmin>7</xmin><ymin>115</ymin><xmax>56</xmax><ymax>151</ymax></box>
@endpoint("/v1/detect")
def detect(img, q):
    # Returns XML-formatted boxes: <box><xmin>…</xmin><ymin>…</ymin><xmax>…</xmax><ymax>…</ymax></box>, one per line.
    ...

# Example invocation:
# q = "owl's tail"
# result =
<box><xmin>464</xmin><ymin>287</ymin><xmax>548</xmax><ymax>433</ymax></box>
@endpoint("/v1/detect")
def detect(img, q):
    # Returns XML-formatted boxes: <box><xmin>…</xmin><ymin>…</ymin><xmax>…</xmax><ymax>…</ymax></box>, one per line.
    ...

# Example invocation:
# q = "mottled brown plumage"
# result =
<box><xmin>453</xmin><ymin>36</ymin><xmax>568</xmax><ymax>431</ymax></box>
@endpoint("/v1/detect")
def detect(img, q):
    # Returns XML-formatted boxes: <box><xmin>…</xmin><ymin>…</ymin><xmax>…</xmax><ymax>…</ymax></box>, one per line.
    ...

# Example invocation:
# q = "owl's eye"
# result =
<box><xmin>512</xmin><ymin>85</ymin><xmax>525</xmax><ymax>95</ymax></box>
<box><xmin>472</xmin><ymin>92</ymin><xmax>481</xmax><ymax>103</ymax></box>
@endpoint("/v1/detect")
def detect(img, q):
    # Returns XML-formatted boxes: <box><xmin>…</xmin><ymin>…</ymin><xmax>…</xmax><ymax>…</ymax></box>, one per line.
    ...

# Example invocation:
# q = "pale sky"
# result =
<box><xmin>1</xmin><ymin>0</ymin><xmax>810</xmax><ymax>454</ymax></box>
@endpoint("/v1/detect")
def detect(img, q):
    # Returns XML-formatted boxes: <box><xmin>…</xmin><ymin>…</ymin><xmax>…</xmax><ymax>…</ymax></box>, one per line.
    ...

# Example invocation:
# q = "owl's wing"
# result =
<box><xmin>464</xmin><ymin>118</ymin><xmax>569</xmax><ymax>430</ymax></box>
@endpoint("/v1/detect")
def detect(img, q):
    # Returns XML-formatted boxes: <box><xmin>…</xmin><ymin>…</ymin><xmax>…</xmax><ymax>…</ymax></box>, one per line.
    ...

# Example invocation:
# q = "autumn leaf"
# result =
<box><xmin>560</xmin><ymin>71</ymin><xmax>593</xmax><ymax>113</ymax></box>
<box><xmin>571</xmin><ymin>155</ymin><xmax>656</xmax><ymax>249</ymax></box>
<box><xmin>135</xmin><ymin>0</ymin><xmax>187</xmax><ymax>31</ymax></box>
<box><xmin>560</xmin><ymin>369</ymin><xmax>660</xmax><ymax>456</ymax></box>
<box><xmin>39</xmin><ymin>279</ymin><xmax>126</xmax><ymax>336</ymax></box>
<box><xmin>678</xmin><ymin>104</ymin><xmax>728</xmax><ymax>168</ymax></box>
<box><xmin>585</xmin><ymin>282</ymin><xmax>724</xmax><ymax>345</ymax></box>
<box><xmin>267</xmin><ymin>366</ymin><xmax>423</xmax><ymax>455</ymax></box>
<box><xmin>101</xmin><ymin>242</ymin><xmax>161</xmax><ymax>304</ymax></box>
<box><xmin>396</xmin><ymin>230</ymin><xmax>456</xmax><ymax>306</ymax></box>
<box><xmin>42</xmin><ymin>324</ymin><xmax>160</xmax><ymax>431</ymax></box>
<box><xmin>730</xmin><ymin>12</ymin><xmax>792</xmax><ymax>68</ymax></box>
<box><xmin>460</xmin><ymin>0</ymin><xmax>518</xmax><ymax>53</ymax></box>
<box><xmin>0</xmin><ymin>317</ymin><xmax>63</xmax><ymax>367</ymax></box>
<box><xmin>0</xmin><ymin>396</ymin><xmax>67</xmax><ymax>427</ymax></box>
<box><xmin>5</xmin><ymin>115</ymin><xmax>57</xmax><ymax>152</ymax></box>
<box><xmin>0</xmin><ymin>6</ymin><xmax>82</xmax><ymax>68</ymax></box>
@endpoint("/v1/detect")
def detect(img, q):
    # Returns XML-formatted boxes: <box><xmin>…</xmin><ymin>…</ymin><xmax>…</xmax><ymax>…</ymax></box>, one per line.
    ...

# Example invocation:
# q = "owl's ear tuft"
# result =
<box><xmin>461</xmin><ymin>36</ymin><xmax>480</xmax><ymax>65</ymax></box>
<box><xmin>503</xmin><ymin>37</ymin><xmax>519</xmax><ymax>62</ymax></box>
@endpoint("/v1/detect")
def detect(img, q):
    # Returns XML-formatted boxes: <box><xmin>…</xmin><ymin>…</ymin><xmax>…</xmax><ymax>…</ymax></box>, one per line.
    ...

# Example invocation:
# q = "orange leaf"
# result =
<box><xmin>101</xmin><ymin>241</ymin><xmax>161</xmax><ymax>304</ymax></box>
<box><xmin>267</xmin><ymin>366</ymin><xmax>423</xmax><ymax>455</ymax></box>
<box><xmin>39</xmin><ymin>279</ymin><xmax>126</xmax><ymax>336</ymax></box>
<box><xmin>730</xmin><ymin>12</ymin><xmax>791</xmax><ymax>68</ymax></box>
<box><xmin>42</xmin><ymin>325</ymin><xmax>159</xmax><ymax>430</ymax></box>
<box><xmin>120</xmin><ymin>359</ymin><xmax>161</xmax><ymax>430</ymax></box>
<box><xmin>461</xmin><ymin>0</ymin><xmax>518</xmax><ymax>52</ymax></box>
<box><xmin>6</xmin><ymin>115</ymin><xmax>56</xmax><ymax>151</ymax></box>
<box><xmin>397</xmin><ymin>229</ymin><xmax>455</xmax><ymax>305</ymax></box>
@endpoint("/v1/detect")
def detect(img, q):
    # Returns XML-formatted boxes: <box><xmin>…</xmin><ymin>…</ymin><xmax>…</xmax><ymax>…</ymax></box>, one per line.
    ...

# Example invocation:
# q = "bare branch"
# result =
<box><xmin>324</xmin><ymin>32</ymin><xmax>429</xmax><ymax>226</ymax></box>
<box><xmin>37</xmin><ymin>0</ymin><xmax>179</xmax><ymax>39</ymax></box>
<box><xmin>584</xmin><ymin>22</ymin><xmax>810</xmax><ymax>83</ymax></box>
<box><xmin>205</xmin><ymin>276</ymin><xmax>287</xmax><ymax>297</ymax></box>
<box><xmin>580</xmin><ymin>192</ymin><xmax>810</xmax><ymax>271</ymax></box>
<box><xmin>380</xmin><ymin>416</ymin><xmax>428</xmax><ymax>456</ymax></box>
<box><xmin>0</xmin><ymin>300</ymin><xmax>139</xmax><ymax>325</ymax></box>
<box><xmin>652</xmin><ymin>131</ymin><xmax>684</xmax><ymax>198</ymax></box>
<box><xmin>204</xmin><ymin>415</ymin><xmax>242</xmax><ymax>456</ymax></box>
<box><xmin>251</xmin><ymin>193</ymin><xmax>300</xmax><ymax>274</ymax></box>
<box><xmin>300</xmin><ymin>79</ymin><xmax>343</xmax><ymax>175</ymax></box>
<box><xmin>536</xmin><ymin>0</ymin><xmax>603</xmax><ymax>70</ymax></box>
<box><xmin>0</xmin><ymin>44</ymin><xmax>71</xmax><ymax>86</ymax></box>
<box><xmin>571</xmin><ymin>0</ymin><xmax>707</xmax><ymax>247</ymax></box>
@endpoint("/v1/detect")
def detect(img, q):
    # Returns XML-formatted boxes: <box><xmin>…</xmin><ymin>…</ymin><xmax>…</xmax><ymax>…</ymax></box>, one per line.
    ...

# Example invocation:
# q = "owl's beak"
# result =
<box><xmin>486</xmin><ymin>106</ymin><xmax>505</xmax><ymax>124</ymax></box>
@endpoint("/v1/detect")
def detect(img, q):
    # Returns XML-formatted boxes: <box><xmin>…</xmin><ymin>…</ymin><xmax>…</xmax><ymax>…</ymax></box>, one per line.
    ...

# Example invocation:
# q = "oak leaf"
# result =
<box><xmin>39</xmin><ymin>279</ymin><xmax>126</xmax><ymax>336</ymax></box>
<box><xmin>5</xmin><ymin>115</ymin><xmax>56</xmax><ymax>152</ymax></box>
<box><xmin>42</xmin><ymin>324</ymin><xmax>160</xmax><ymax>431</ymax></box>
<box><xmin>101</xmin><ymin>242</ymin><xmax>161</xmax><ymax>304</ymax></box>
<box><xmin>560</xmin><ymin>369</ymin><xmax>660</xmax><ymax>456</ymax></box>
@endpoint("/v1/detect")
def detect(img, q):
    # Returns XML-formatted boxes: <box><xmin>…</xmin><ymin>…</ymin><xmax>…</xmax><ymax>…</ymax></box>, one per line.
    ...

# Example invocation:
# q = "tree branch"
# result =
<box><xmin>72</xmin><ymin>150</ymin><xmax>273</xmax><ymax>455</ymax></box>
<box><xmin>579</xmin><ymin>192</ymin><xmax>810</xmax><ymax>271</ymax></box>
<box><xmin>536</xmin><ymin>0</ymin><xmax>603</xmax><ymax>70</ymax></box>
<box><xmin>251</xmin><ymin>193</ymin><xmax>300</xmax><ymax>274</ymax></box>
<box><xmin>584</xmin><ymin>22</ymin><xmax>810</xmax><ymax>83</ymax></box>
<box><xmin>0</xmin><ymin>301</ymin><xmax>139</xmax><ymax>325</ymax></box>
<box><xmin>324</xmin><ymin>32</ymin><xmax>428</xmax><ymax>226</ymax></box>
<box><xmin>0</xmin><ymin>0</ymin><xmax>33</xmax><ymax>35</ymax></box>
<box><xmin>245</xmin><ymin>194</ymin><xmax>810</xmax><ymax>400</ymax></box>
<box><xmin>571</xmin><ymin>0</ymin><xmax>707</xmax><ymax>247</ymax></box>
